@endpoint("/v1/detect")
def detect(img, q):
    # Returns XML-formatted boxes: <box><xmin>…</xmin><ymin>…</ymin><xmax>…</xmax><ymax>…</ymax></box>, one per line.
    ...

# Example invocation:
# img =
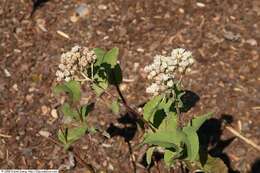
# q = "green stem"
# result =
<box><xmin>114</xmin><ymin>84</ymin><xmax>156</xmax><ymax>132</ymax></box>
<box><xmin>80</xmin><ymin>72</ymin><xmax>156</xmax><ymax>132</ymax></box>
<box><xmin>176</xmin><ymin>106</ymin><xmax>182</xmax><ymax>128</ymax></box>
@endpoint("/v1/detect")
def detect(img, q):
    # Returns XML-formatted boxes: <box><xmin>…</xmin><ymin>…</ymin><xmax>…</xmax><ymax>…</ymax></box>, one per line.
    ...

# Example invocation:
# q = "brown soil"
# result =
<box><xmin>0</xmin><ymin>0</ymin><xmax>260</xmax><ymax>173</ymax></box>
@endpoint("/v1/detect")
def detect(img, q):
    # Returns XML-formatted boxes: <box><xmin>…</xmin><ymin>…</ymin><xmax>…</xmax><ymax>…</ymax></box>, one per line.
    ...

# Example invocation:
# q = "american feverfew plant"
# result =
<box><xmin>53</xmin><ymin>46</ymin><xmax>228</xmax><ymax>173</ymax></box>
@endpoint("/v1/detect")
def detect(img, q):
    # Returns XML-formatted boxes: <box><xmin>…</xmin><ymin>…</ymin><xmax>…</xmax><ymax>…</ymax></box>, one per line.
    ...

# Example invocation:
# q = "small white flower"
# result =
<box><xmin>56</xmin><ymin>45</ymin><xmax>97</xmax><ymax>82</ymax></box>
<box><xmin>188</xmin><ymin>58</ymin><xmax>195</xmax><ymax>64</ymax></box>
<box><xmin>167</xmin><ymin>80</ymin><xmax>174</xmax><ymax>87</ymax></box>
<box><xmin>71</xmin><ymin>45</ymin><xmax>80</xmax><ymax>52</ymax></box>
<box><xmin>64</xmin><ymin>77</ymin><xmax>71</xmax><ymax>82</ymax></box>
<box><xmin>144</xmin><ymin>48</ymin><xmax>195</xmax><ymax>95</ymax></box>
<box><xmin>162</xmin><ymin>74</ymin><xmax>170</xmax><ymax>81</ymax></box>
<box><xmin>150</xmin><ymin>70</ymin><xmax>157</xmax><ymax>78</ymax></box>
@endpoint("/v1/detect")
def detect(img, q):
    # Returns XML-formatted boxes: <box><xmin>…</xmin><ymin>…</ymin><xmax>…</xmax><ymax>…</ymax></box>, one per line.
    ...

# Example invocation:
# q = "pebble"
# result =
<box><xmin>119</xmin><ymin>83</ymin><xmax>127</xmax><ymax>91</ymax></box>
<box><xmin>108</xmin><ymin>163</ymin><xmax>114</xmax><ymax>171</ymax></box>
<box><xmin>41</xmin><ymin>105</ymin><xmax>49</xmax><ymax>115</ymax></box>
<box><xmin>245</xmin><ymin>38</ymin><xmax>257</xmax><ymax>46</ymax></box>
<box><xmin>70</xmin><ymin>3</ymin><xmax>91</xmax><ymax>23</ymax></box>
<box><xmin>98</xmin><ymin>4</ymin><xmax>108</xmax><ymax>10</ymax></box>
<box><xmin>51</xmin><ymin>109</ymin><xmax>58</xmax><ymax>119</ymax></box>
<box><xmin>75</xmin><ymin>3</ymin><xmax>90</xmax><ymax>17</ymax></box>
<box><xmin>223</xmin><ymin>30</ymin><xmax>240</xmax><ymax>41</ymax></box>
<box><xmin>36</xmin><ymin>19</ymin><xmax>47</xmax><ymax>32</ymax></box>
<box><xmin>13</xmin><ymin>49</ymin><xmax>21</xmax><ymax>53</ymax></box>
<box><xmin>38</xmin><ymin>130</ymin><xmax>51</xmax><ymax>138</ymax></box>
<box><xmin>4</xmin><ymin>69</ymin><xmax>11</xmax><ymax>77</ymax></box>
<box><xmin>196</xmin><ymin>2</ymin><xmax>206</xmax><ymax>7</ymax></box>
<box><xmin>179</xmin><ymin>8</ymin><xmax>185</xmax><ymax>14</ymax></box>
<box><xmin>136</xmin><ymin>48</ymin><xmax>144</xmax><ymax>53</ymax></box>
<box><xmin>133</xmin><ymin>62</ymin><xmax>139</xmax><ymax>72</ymax></box>
<box><xmin>102</xmin><ymin>143</ymin><xmax>112</xmax><ymax>148</ymax></box>
<box><xmin>12</xmin><ymin>84</ymin><xmax>18</xmax><ymax>91</ymax></box>
<box><xmin>25</xmin><ymin>94</ymin><xmax>34</xmax><ymax>102</ymax></box>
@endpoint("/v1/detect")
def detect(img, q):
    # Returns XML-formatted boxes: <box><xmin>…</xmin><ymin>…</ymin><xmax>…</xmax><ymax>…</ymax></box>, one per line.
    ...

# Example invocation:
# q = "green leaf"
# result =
<box><xmin>57</xmin><ymin>129</ymin><xmax>67</xmax><ymax>145</ymax></box>
<box><xmin>94</xmin><ymin>48</ymin><xmax>106</xmax><ymax>66</ymax></box>
<box><xmin>103</xmin><ymin>47</ymin><xmax>119</xmax><ymax>68</ymax></box>
<box><xmin>54</xmin><ymin>83</ymin><xmax>71</xmax><ymax>95</ymax></box>
<box><xmin>92</xmin><ymin>82</ymin><xmax>108</xmax><ymax>96</ymax></box>
<box><xmin>66</xmin><ymin>126</ymin><xmax>87</xmax><ymax>142</ymax></box>
<box><xmin>164</xmin><ymin>149</ymin><xmax>176</xmax><ymax>167</ymax></box>
<box><xmin>158</xmin><ymin>112</ymin><xmax>178</xmax><ymax>132</ymax></box>
<box><xmin>189</xmin><ymin>112</ymin><xmax>212</xmax><ymax>131</ymax></box>
<box><xmin>54</xmin><ymin>80</ymin><xmax>81</xmax><ymax>102</ymax></box>
<box><xmin>146</xmin><ymin>147</ymin><xmax>155</xmax><ymax>165</ymax></box>
<box><xmin>81</xmin><ymin>103</ymin><xmax>94</xmax><ymax>117</ymax></box>
<box><xmin>60</xmin><ymin>103</ymin><xmax>78</xmax><ymax>118</ymax></box>
<box><xmin>143</xmin><ymin>130</ymin><xmax>185</xmax><ymax>149</ymax></box>
<box><xmin>202</xmin><ymin>155</ymin><xmax>228</xmax><ymax>173</ymax></box>
<box><xmin>57</xmin><ymin>126</ymin><xmax>87</xmax><ymax>150</ymax></box>
<box><xmin>159</xmin><ymin>98</ymin><xmax>174</xmax><ymax>114</ymax></box>
<box><xmin>81</xmin><ymin>103</ymin><xmax>94</xmax><ymax>121</ymax></box>
<box><xmin>92</xmin><ymin>68</ymin><xmax>109</xmax><ymax>96</ymax></box>
<box><xmin>143</xmin><ymin>95</ymin><xmax>164</xmax><ymax>122</ymax></box>
<box><xmin>110</xmin><ymin>99</ymin><xmax>120</xmax><ymax>114</ymax></box>
<box><xmin>183</xmin><ymin>126</ymin><xmax>199</xmax><ymax>161</ymax></box>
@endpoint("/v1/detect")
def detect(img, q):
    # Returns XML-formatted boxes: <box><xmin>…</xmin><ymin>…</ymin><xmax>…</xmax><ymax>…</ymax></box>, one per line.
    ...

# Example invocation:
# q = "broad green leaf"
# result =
<box><xmin>158</xmin><ymin>112</ymin><xmax>178</xmax><ymax>131</ymax></box>
<box><xmin>183</xmin><ymin>126</ymin><xmax>199</xmax><ymax>161</ymax></box>
<box><xmin>94</xmin><ymin>48</ymin><xmax>106</xmax><ymax>66</ymax></box>
<box><xmin>189</xmin><ymin>112</ymin><xmax>212</xmax><ymax>131</ymax></box>
<box><xmin>64</xmin><ymin>80</ymin><xmax>81</xmax><ymax>101</ymax></box>
<box><xmin>110</xmin><ymin>99</ymin><xmax>120</xmax><ymax>114</ymax></box>
<box><xmin>57</xmin><ymin>129</ymin><xmax>67</xmax><ymax>145</ymax></box>
<box><xmin>91</xmin><ymin>81</ymin><xmax>108</xmax><ymax>96</ymax></box>
<box><xmin>152</xmin><ymin>109</ymin><xmax>167</xmax><ymax>128</ymax></box>
<box><xmin>202</xmin><ymin>155</ymin><xmax>228</xmax><ymax>173</ymax></box>
<box><xmin>143</xmin><ymin>95</ymin><xmax>164</xmax><ymax>122</ymax></box>
<box><xmin>92</xmin><ymin>68</ymin><xmax>109</xmax><ymax>96</ymax></box>
<box><xmin>103</xmin><ymin>47</ymin><xmax>119</xmax><ymax>67</ymax></box>
<box><xmin>57</xmin><ymin>126</ymin><xmax>87</xmax><ymax>150</ymax></box>
<box><xmin>54</xmin><ymin>84</ymin><xmax>71</xmax><ymax>95</ymax></box>
<box><xmin>81</xmin><ymin>103</ymin><xmax>94</xmax><ymax>121</ymax></box>
<box><xmin>143</xmin><ymin>130</ymin><xmax>185</xmax><ymax>149</ymax></box>
<box><xmin>146</xmin><ymin>147</ymin><xmax>155</xmax><ymax>165</ymax></box>
<box><xmin>54</xmin><ymin>80</ymin><xmax>81</xmax><ymax>102</ymax></box>
<box><xmin>66</xmin><ymin>126</ymin><xmax>87</xmax><ymax>143</ymax></box>
<box><xmin>60</xmin><ymin>103</ymin><xmax>78</xmax><ymax>118</ymax></box>
<box><xmin>159</xmin><ymin>98</ymin><xmax>174</xmax><ymax>113</ymax></box>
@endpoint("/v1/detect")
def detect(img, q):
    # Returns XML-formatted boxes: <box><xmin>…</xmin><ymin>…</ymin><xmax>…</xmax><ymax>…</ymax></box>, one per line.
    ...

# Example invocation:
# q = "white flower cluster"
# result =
<box><xmin>144</xmin><ymin>48</ymin><xmax>195</xmax><ymax>95</ymax></box>
<box><xmin>56</xmin><ymin>45</ymin><xmax>97</xmax><ymax>82</ymax></box>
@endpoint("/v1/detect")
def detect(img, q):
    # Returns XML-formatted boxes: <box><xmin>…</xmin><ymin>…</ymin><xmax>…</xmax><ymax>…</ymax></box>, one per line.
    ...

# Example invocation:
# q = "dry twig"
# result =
<box><xmin>0</xmin><ymin>133</ymin><xmax>11</xmax><ymax>138</ymax></box>
<box><xmin>226</xmin><ymin>126</ymin><xmax>260</xmax><ymax>152</ymax></box>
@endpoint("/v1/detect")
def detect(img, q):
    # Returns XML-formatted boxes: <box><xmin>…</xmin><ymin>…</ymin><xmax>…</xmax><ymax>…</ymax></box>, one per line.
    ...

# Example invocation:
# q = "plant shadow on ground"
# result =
<box><xmin>106</xmin><ymin>90</ymin><xmax>241</xmax><ymax>173</ymax></box>
<box><xmin>106</xmin><ymin>113</ymin><xmax>137</xmax><ymax>142</ymax></box>
<box><xmin>251</xmin><ymin>159</ymin><xmax>260</xmax><ymax>173</ymax></box>
<box><xmin>198</xmin><ymin>114</ymin><xmax>240</xmax><ymax>173</ymax></box>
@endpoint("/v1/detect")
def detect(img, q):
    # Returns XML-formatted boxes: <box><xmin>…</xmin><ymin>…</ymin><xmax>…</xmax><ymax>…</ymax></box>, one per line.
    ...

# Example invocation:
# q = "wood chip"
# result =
<box><xmin>57</xmin><ymin>30</ymin><xmax>70</xmax><ymax>39</ymax></box>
